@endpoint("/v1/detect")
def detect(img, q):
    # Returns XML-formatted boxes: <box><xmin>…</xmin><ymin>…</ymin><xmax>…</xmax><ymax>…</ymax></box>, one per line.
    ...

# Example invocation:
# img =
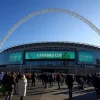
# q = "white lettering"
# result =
<box><xmin>36</xmin><ymin>53</ymin><xmax>63</xmax><ymax>58</ymax></box>
<box><xmin>37</xmin><ymin>54</ymin><xmax>40</xmax><ymax>57</ymax></box>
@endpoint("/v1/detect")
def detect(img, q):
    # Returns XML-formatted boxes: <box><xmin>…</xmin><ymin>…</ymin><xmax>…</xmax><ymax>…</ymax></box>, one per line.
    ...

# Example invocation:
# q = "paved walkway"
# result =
<box><xmin>0</xmin><ymin>83</ymin><xmax>100</xmax><ymax>100</ymax></box>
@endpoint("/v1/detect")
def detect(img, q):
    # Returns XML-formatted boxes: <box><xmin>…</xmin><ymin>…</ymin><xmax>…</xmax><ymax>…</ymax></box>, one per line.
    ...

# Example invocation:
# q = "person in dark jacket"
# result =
<box><xmin>0</xmin><ymin>72</ymin><xmax>3</xmax><ymax>85</ymax></box>
<box><xmin>26</xmin><ymin>73</ymin><xmax>31</xmax><ymax>87</ymax></box>
<box><xmin>65</xmin><ymin>74</ymin><xmax>74</xmax><ymax>99</ymax></box>
<box><xmin>77</xmin><ymin>75</ymin><xmax>84</xmax><ymax>91</ymax></box>
<box><xmin>31</xmin><ymin>73</ymin><xmax>36</xmax><ymax>87</ymax></box>
<box><xmin>93</xmin><ymin>73</ymin><xmax>100</xmax><ymax>94</ymax></box>
<box><xmin>56</xmin><ymin>73</ymin><xmax>61</xmax><ymax>89</ymax></box>
<box><xmin>2</xmin><ymin>72</ymin><xmax>8</xmax><ymax>86</ymax></box>
<box><xmin>48</xmin><ymin>73</ymin><xmax>53</xmax><ymax>87</ymax></box>
<box><xmin>2</xmin><ymin>72</ymin><xmax>9</xmax><ymax>95</ymax></box>
<box><xmin>43</xmin><ymin>73</ymin><xmax>48</xmax><ymax>88</ymax></box>
<box><xmin>13</xmin><ymin>73</ymin><xmax>18</xmax><ymax>95</ymax></box>
<box><xmin>5</xmin><ymin>72</ymin><xmax>15</xmax><ymax>100</ymax></box>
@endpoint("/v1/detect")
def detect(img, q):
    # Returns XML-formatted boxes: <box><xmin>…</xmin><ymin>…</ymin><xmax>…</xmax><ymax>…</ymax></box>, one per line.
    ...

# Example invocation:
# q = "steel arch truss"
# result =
<box><xmin>0</xmin><ymin>8</ymin><xmax>100</xmax><ymax>48</ymax></box>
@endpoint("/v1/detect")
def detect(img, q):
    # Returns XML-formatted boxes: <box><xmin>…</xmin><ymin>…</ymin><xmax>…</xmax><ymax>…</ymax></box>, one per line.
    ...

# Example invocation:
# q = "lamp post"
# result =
<box><xmin>20</xmin><ymin>61</ymin><xmax>23</xmax><ymax>73</ymax></box>
<box><xmin>76</xmin><ymin>65</ymin><xmax>78</xmax><ymax>74</ymax></box>
<box><xmin>85</xmin><ymin>63</ymin><xmax>87</xmax><ymax>74</ymax></box>
<box><xmin>30</xmin><ymin>65</ymin><xmax>31</xmax><ymax>74</ymax></box>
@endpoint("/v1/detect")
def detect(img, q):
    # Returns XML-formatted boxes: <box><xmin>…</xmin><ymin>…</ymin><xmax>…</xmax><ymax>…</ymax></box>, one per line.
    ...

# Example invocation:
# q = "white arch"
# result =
<box><xmin>0</xmin><ymin>8</ymin><xmax>100</xmax><ymax>48</ymax></box>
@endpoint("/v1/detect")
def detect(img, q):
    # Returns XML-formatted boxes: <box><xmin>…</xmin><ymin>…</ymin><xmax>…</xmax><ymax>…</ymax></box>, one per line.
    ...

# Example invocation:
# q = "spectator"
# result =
<box><xmin>93</xmin><ymin>73</ymin><xmax>100</xmax><ymax>94</ymax></box>
<box><xmin>48</xmin><ymin>73</ymin><xmax>53</xmax><ymax>87</ymax></box>
<box><xmin>5</xmin><ymin>72</ymin><xmax>15</xmax><ymax>100</ymax></box>
<box><xmin>56</xmin><ymin>73</ymin><xmax>61</xmax><ymax>89</ymax></box>
<box><xmin>43</xmin><ymin>73</ymin><xmax>48</xmax><ymax>88</ymax></box>
<box><xmin>26</xmin><ymin>73</ymin><xmax>31</xmax><ymax>87</ymax></box>
<box><xmin>65</xmin><ymin>74</ymin><xmax>74</xmax><ymax>99</ymax></box>
<box><xmin>18</xmin><ymin>75</ymin><xmax>27</xmax><ymax>100</ymax></box>
<box><xmin>31</xmin><ymin>73</ymin><xmax>36</xmax><ymax>87</ymax></box>
<box><xmin>0</xmin><ymin>72</ymin><xmax>3</xmax><ymax>85</ymax></box>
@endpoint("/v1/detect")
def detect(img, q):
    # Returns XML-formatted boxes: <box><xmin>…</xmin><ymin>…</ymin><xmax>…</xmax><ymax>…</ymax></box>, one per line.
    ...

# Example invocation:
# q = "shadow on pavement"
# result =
<box><xmin>63</xmin><ymin>91</ymin><xmax>100</xmax><ymax>100</ymax></box>
<box><xmin>27</xmin><ymin>86</ymin><xmax>94</xmax><ymax>96</ymax></box>
<box><xmin>27</xmin><ymin>90</ymin><xmax>58</xmax><ymax>96</ymax></box>
<box><xmin>73</xmin><ymin>88</ymin><xmax>94</xmax><ymax>94</ymax></box>
<box><xmin>52</xmin><ymin>87</ymin><xmax>94</xmax><ymax>95</ymax></box>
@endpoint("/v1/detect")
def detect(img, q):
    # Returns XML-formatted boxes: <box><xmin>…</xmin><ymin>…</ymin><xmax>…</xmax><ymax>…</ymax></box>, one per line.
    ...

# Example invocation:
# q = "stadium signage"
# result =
<box><xmin>37</xmin><ymin>53</ymin><xmax>62</xmax><ymax>58</ymax></box>
<box><xmin>78</xmin><ymin>52</ymin><xmax>93</xmax><ymax>62</ymax></box>
<box><xmin>25</xmin><ymin>51</ymin><xmax>75</xmax><ymax>60</ymax></box>
<box><xmin>9</xmin><ymin>52</ymin><xmax>23</xmax><ymax>63</ymax></box>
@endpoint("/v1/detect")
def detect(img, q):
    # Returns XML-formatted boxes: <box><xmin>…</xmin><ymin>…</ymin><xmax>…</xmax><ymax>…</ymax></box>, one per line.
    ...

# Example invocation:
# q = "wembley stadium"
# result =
<box><xmin>0</xmin><ymin>41</ymin><xmax>100</xmax><ymax>74</ymax></box>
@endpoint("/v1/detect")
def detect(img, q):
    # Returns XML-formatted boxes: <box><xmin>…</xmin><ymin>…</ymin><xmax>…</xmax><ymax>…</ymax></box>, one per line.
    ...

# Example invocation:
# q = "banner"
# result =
<box><xmin>25</xmin><ymin>51</ymin><xmax>75</xmax><ymax>60</ymax></box>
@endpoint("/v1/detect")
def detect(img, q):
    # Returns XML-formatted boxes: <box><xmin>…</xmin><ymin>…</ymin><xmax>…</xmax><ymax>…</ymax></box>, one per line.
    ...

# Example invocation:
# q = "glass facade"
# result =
<box><xmin>26</xmin><ymin>61</ymin><xmax>64</xmax><ymax>67</ymax></box>
<box><xmin>0</xmin><ymin>52</ymin><xmax>9</xmax><ymax>65</ymax></box>
<box><xmin>77</xmin><ymin>50</ymin><xmax>100</xmax><ymax>65</ymax></box>
<box><xmin>0</xmin><ymin>51</ymin><xmax>23</xmax><ymax>65</ymax></box>
<box><xmin>9</xmin><ymin>52</ymin><xmax>23</xmax><ymax>64</ymax></box>
<box><xmin>0</xmin><ymin>50</ymin><xmax>100</xmax><ymax>68</ymax></box>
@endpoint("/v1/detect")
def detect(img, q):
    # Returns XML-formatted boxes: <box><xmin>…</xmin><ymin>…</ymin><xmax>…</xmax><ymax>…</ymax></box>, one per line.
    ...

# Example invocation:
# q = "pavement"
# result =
<box><xmin>0</xmin><ymin>83</ymin><xmax>100</xmax><ymax>100</ymax></box>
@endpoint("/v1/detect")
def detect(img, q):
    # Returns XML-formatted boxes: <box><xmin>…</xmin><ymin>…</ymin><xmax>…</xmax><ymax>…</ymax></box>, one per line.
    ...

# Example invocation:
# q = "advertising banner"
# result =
<box><xmin>78</xmin><ymin>52</ymin><xmax>93</xmax><ymax>62</ymax></box>
<box><xmin>9</xmin><ymin>52</ymin><xmax>23</xmax><ymax>64</ymax></box>
<box><xmin>25</xmin><ymin>51</ymin><xmax>75</xmax><ymax>60</ymax></box>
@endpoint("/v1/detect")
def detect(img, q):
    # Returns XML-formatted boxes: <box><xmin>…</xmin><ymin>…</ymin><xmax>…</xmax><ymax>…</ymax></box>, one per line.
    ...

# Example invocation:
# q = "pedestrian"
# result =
<box><xmin>65</xmin><ymin>74</ymin><xmax>74</xmax><ymax>99</ymax></box>
<box><xmin>14</xmin><ymin>73</ymin><xmax>18</xmax><ymax>95</ymax></box>
<box><xmin>93</xmin><ymin>73</ymin><xmax>100</xmax><ymax>94</ymax></box>
<box><xmin>48</xmin><ymin>73</ymin><xmax>53</xmax><ymax>88</ymax></box>
<box><xmin>18</xmin><ymin>74</ymin><xmax>27</xmax><ymax>100</ymax></box>
<box><xmin>5</xmin><ymin>72</ymin><xmax>15</xmax><ymax>100</ymax></box>
<box><xmin>77</xmin><ymin>75</ymin><xmax>84</xmax><ymax>91</ymax></box>
<box><xmin>26</xmin><ymin>73</ymin><xmax>31</xmax><ymax>87</ymax></box>
<box><xmin>61</xmin><ymin>74</ymin><xmax>65</xmax><ymax>86</ymax></box>
<box><xmin>31</xmin><ymin>73</ymin><xmax>36</xmax><ymax>87</ymax></box>
<box><xmin>2</xmin><ymin>72</ymin><xmax>8</xmax><ymax>95</ymax></box>
<box><xmin>0</xmin><ymin>72</ymin><xmax>3</xmax><ymax>85</ymax></box>
<box><xmin>43</xmin><ymin>73</ymin><xmax>48</xmax><ymax>88</ymax></box>
<box><xmin>56</xmin><ymin>73</ymin><xmax>61</xmax><ymax>89</ymax></box>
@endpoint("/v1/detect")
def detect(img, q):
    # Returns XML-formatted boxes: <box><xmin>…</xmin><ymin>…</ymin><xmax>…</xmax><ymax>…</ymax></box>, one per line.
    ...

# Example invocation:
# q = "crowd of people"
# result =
<box><xmin>0</xmin><ymin>72</ymin><xmax>27</xmax><ymax>100</ymax></box>
<box><xmin>0</xmin><ymin>71</ymin><xmax>100</xmax><ymax>100</ymax></box>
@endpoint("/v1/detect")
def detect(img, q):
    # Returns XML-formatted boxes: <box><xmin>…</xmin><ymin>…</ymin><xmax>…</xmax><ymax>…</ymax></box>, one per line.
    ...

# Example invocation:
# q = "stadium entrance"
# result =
<box><xmin>25</xmin><ymin>68</ymin><xmax>69</xmax><ymax>73</ymax></box>
<box><xmin>25</xmin><ymin>51</ymin><xmax>75</xmax><ymax>73</ymax></box>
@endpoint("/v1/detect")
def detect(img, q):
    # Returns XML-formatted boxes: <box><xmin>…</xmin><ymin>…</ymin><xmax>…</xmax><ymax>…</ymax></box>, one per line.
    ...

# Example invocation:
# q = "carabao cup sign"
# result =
<box><xmin>25</xmin><ymin>51</ymin><xmax>75</xmax><ymax>60</ymax></box>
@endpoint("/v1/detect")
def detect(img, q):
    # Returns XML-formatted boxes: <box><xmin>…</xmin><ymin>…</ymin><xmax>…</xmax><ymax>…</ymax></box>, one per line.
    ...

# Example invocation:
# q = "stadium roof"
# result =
<box><xmin>0</xmin><ymin>41</ymin><xmax>100</xmax><ymax>53</ymax></box>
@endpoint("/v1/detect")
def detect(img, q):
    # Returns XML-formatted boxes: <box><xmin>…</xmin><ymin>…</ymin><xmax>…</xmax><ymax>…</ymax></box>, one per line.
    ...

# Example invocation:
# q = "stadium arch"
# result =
<box><xmin>0</xmin><ymin>8</ymin><xmax>100</xmax><ymax>48</ymax></box>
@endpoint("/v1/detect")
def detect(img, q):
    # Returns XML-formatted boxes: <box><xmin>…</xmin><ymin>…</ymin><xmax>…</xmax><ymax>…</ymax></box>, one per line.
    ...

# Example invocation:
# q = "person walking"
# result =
<box><xmin>93</xmin><ymin>73</ymin><xmax>100</xmax><ymax>94</ymax></box>
<box><xmin>26</xmin><ymin>73</ymin><xmax>31</xmax><ymax>87</ymax></box>
<box><xmin>65</xmin><ymin>74</ymin><xmax>74</xmax><ymax>99</ymax></box>
<box><xmin>48</xmin><ymin>73</ymin><xmax>53</xmax><ymax>88</ymax></box>
<box><xmin>56</xmin><ymin>73</ymin><xmax>61</xmax><ymax>89</ymax></box>
<box><xmin>0</xmin><ymin>72</ymin><xmax>3</xmax><ymax>85</ymax></box>
<box><xmin>43</xmin><ymin>73</ymin><xmax>48</xmax><ymax>88</ymax></box>
<box><xmin>31</xmin><ymin>73</ymin><xmax>36</xmax><ymax>87</ymax></box>
<box><xmin>5</xmin><ymin>72</ymin><xmax>15</xmax><ymax>100</ymax></box>
<box><xmin>77</xmin><ymin>76</ymin><xmax>84</xmax><ymax>91</ymax></box>
<box><xmin>18</xmin><ymin>75</ymin><xmax>27</xmax><ymax>100</ymax></box>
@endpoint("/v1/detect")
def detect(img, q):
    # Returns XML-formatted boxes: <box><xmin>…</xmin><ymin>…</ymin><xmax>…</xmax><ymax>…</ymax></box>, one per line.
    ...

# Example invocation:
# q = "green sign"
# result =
<box><xmin>79</xmin><ymin>52</ymin><xmax>93</xmax><ymax>62</ymax></box>
<box><xmin>9</xmin><ymin>52</ymin><xmax>23</xmax><ymax>63</ymax></box>
<box><xmin>25</xmin><ymin>51</ymin><xmax>75</xmax><ymax>60</ymax></box>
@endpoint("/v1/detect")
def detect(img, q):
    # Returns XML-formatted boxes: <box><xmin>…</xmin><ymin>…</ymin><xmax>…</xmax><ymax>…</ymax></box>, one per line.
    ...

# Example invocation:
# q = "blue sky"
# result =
<box><xmin>0</xmin><ymin>0</ymin><xmax>100</xmax><ymax>50</ymax></box>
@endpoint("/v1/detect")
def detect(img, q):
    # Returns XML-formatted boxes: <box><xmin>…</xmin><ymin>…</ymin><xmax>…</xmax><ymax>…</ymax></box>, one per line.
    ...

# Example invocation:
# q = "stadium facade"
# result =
<box><xmin>0</xmin><ymin>42</ymin><xmax>100</xmax><ymax>74</ymax></box>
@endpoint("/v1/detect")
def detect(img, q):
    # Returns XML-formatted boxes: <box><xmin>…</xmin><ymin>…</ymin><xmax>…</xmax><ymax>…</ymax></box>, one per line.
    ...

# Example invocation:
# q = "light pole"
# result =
<box><xmin>76</xmin><ymin>65</ymin><xmax>78</xmax><ymax>74</ymax></box>
<box><xmin>20</xmin><ymin>61</ymin><xmax>23</xmax><ymax>73</ymax></box>
<box><xmin>30</xmin><ymin>65</ymin><xmax>31</xmax><ymax>74</ymax></box>
<box><xmin>85</xmin><ymin>63</ymin><xmax>87</xmax><ymax>74</ymax></box>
